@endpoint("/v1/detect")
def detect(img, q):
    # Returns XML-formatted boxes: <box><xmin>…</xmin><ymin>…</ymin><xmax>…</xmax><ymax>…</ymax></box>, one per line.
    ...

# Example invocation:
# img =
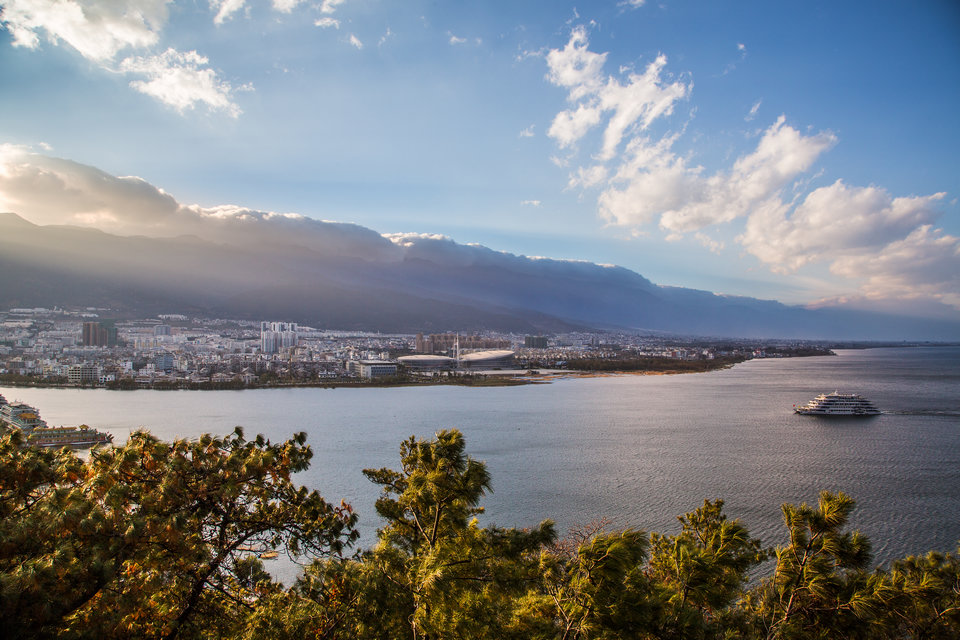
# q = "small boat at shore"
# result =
<box><xmin>795</xmin><ymin>391</ymin><xmax>881</xmax><ymax>416</ymax></box>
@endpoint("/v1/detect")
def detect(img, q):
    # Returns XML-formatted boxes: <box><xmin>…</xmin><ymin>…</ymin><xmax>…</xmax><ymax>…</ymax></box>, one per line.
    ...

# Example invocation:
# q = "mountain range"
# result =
<box><xmin>2</xmin><ymin>211</ymin><xmax>957</xmax><ymax>340</ymax></box>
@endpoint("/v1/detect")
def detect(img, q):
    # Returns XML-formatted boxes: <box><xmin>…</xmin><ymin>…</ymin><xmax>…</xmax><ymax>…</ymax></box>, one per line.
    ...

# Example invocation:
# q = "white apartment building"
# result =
<box><xmin>260</xmin><ymin>321</ymin><xmax>298</xmax><ymax>354</ymax></box>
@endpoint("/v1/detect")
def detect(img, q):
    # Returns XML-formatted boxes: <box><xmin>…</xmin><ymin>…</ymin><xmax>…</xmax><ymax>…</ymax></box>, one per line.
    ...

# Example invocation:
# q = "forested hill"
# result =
<box><xmin>2</xmin><ymin>427</ymin><xmax>958</xmax><ymax>639</ymax></box>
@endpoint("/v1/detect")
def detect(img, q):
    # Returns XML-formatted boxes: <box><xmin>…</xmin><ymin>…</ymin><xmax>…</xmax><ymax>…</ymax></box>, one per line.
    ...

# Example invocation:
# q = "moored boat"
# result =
<box><xmin>25</xmin><ymin>424</ymin><xmax>113</xmax><ymax>448</ymax></box>
<box><xmin>0</xmin><ymin>397</ymin><xmax>113</xmax><ymax>448</ymax></box>
<box><xmin>0</xmin><ymin>400</ymin><xmax>48</xmax><ymax>430</ymax></box>
<box><xmin>794</xmin><ymin>391</ymin><xmax>881</xmax><ymax>416</ymax></box>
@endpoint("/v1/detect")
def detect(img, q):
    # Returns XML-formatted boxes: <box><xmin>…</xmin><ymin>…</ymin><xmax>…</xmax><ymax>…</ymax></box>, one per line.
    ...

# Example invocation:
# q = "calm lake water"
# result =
<box><xmin>4</xmin><ymin>346</ymin><xmax>959</xmax><ymax>573</ymax></box>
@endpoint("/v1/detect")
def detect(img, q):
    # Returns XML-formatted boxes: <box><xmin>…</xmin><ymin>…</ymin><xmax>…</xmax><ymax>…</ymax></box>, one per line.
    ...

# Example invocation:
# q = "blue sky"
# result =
<box><xmin>1</xmin><ymin>0</ymin><xmax>958</xmax><ymax>316</ymax></box>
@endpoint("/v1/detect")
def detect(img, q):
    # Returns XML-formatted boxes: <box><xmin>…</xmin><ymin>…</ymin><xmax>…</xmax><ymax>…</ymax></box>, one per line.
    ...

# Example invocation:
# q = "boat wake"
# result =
<box><xmin>882</xmin><ymin>409</ymin><xmax>960</xmax><ymax>417</ymax></box>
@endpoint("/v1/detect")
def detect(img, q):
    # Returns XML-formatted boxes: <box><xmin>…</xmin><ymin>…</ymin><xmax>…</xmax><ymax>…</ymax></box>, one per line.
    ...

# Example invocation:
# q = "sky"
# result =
<box><xmin>1</xmin><ymin>0</ymin><xmax>958</xmax><ymax>318</ymax></box>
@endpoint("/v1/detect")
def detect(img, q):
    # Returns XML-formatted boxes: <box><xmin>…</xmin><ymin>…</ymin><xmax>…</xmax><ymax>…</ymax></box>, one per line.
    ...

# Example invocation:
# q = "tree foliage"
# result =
<box><xmin>647</xmin><ymin>499</ymin><xmax>768</xmax><ymax>638</ymax></box>
<box><xmin>358</xmin><ymin>429</ymin><xmax>556</xmax><ymax>639</ymax></box>
<box><xmin>0</xmin><ymin>428</ymin><xmax>357</xmax><ymax>639</ymax></box>
<box><xmin>748</xmin><ymin>491</ymin><xmax>882</xmax><ymax>639</ymax></box>
<box><xmin>2</xmin><ymin>428</ymin><xmax>958</xmax><ymax>639</ymax></box>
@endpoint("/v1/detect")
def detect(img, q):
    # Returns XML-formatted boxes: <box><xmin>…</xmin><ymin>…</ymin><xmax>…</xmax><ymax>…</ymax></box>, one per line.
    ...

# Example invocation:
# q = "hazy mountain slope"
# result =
<box><xmin>2</xmin><ymin>212</ymin><xmax>958</xmax><ymax>339</ymax></box>
<box><xmin>0</xmin><ymin>213</ymin><xmax>574</xmax><ymax>332</ymax></box>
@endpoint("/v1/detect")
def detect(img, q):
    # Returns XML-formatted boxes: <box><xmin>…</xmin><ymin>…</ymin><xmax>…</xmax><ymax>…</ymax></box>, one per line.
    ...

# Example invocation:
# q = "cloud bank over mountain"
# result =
<box><xmin>0</xmin><ymin>145</ymin><xmax>401</xmax><ymax>261</ymax></box>
<box><xmin>0</xmin><ymin>147</ymin><xmax>958</xmax><ymax>339</ymax></box>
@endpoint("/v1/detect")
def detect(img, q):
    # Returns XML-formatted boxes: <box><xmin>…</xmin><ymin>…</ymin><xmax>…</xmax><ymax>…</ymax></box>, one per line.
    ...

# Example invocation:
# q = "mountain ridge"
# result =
<box><xmin>2</xmin><ymin>212</ymin><xmax>958</xmax><ymax>339</ymax></box>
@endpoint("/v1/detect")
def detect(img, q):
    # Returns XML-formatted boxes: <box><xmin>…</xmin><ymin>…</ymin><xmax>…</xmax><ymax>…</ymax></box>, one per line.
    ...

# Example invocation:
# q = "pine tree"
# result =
<box><xmin>0</xmin><ymin>428</ymin><xmax>358</xmax><ymax>639</ymax></box>
<box><xmin>648</xmin><ymin>499</ymin><xmax>767</xmax><ymax>639</ymax></box>
<box><xmin>360</xmin><ymin>429</ymin><xmax>554</xmax><ymax>639</ymax></box>
<box><xmin>748</xmin><ymin>491</ymin><xmax>881</xmax><ymax>639</ymax></box>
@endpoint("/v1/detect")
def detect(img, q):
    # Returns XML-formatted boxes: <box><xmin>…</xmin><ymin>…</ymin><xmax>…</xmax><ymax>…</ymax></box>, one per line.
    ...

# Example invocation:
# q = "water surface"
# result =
<box><xmin>4</xmin><ymin>347</ymin><xmax>959</xmax><ymax>569</ymax></box>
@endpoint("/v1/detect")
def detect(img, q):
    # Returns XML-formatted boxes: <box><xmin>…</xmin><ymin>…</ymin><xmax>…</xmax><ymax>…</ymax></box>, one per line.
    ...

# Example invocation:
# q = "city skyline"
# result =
<box><xmin>1</xmin><ymin>0</ymin><xmax>958</xmax><ymax>323</ymax></box>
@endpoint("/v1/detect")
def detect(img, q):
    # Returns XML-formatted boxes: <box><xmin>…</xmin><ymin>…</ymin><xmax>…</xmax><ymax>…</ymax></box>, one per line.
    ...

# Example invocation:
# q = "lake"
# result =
<box><xmin>4</xmin><ymin>346</ymin><xmax>959</xmax><ymax>574</ymax></box>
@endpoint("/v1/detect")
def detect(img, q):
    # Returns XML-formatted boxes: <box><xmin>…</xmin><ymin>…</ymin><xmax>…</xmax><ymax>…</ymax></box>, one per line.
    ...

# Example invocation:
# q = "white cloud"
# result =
<box><xmin>0</xmin><ymin>0</ymin><xmax>251</xmax><ymax>117</ymax></box>
<box><xmin>740</xmin><ymin>180</ymin><xmax>945</xmax><ymax>272</ymax></box>
<box><xmin>682</xmin><ymin>115</ymin><xmax>835</xmax><ymax>225</ymax></box>
<box><xmin>695</xmin><ymin>232</ymin><xmax>724</xmax><ymax>254</ymax></box>
<box><xmin>120</xmin><ymin>49</ymin><xmax>244</xmax><ymax>117</ymax></box>
<box><xmin>271</xmin><ymin>0</ymin><xmax>303</xmax><ymax>13</ymax></box>
<box><xmin>618</xmin><ymin>0</ymin><xmax>646</xmax><ymax>8</ymax></box>
<box><xmin>0</xmin><ymin>143</ymin><xmax>37</xmax><ymax>178</ymax></box>
<box><xmin>595</xmin><ymin>54</ymin><xmax>690</xmax><ymax>160</ymax></box>
<box><xmin>211</xmin><ymin>0</ymin><xmax>246</xmax><ymax>25</ymax></box>
<box><xmin>0</xmin><ymin>147</ymin><xmax>180</xmax><ymax>227</ymax></box>
<box><xmin>385</xmin><ymin>232</ymin><xmax>451</xmax><ymax>248</ymax></box>
<box><xmin>0</xmin><ymin>0</ymin><xmax>170</xmax><ymax>61</ymax></box>
<box><xmin>520</xmin><ymin>200</ymin><xmax>542</xmax><ymax>207</ymax></box>
<box><xmin>543</xmin><ymin>26</ymin><xmax>956</xmax><ymax>309</ymax></box>
<box><xmin>596</xmin><ymin>134</ymin><xmax>701</xmax><ymax>228</ymax></box>
<box><xmin>515</xmin><ymin>47</ymin><xmax>545</xmax><ymax>62</ymax></box>
<box><xmin>320</xmin><ymin>0</ymin><xmax>346</xmax><ymax>14</ymax></box>
<box><xmin>315</xmin><ymin>17</ymin><xmax>339</xmax><ymax>29</ymax></box>
<box><xmin>449</xmin><ymin>33</ymin><xmax>466</xmax><ymax>45</ymax></box>
<box><xmin>348</xmin><ymin>33</ymin><xmax>363</xmax><ymax>49</ymax></box>
<box><xmin>546</xmin><ymin>27</ymin><xmax>690</xmax><ymax>159</ymax></box>
<box><xmin>0</xmin><ymin>148</ymin><xmax>402</xmax><ymax>261</ymax></box>
<box><xmin>830</xmin><ymin>225</ymin><xmax>960</xmax><ymax>308</ymax></box>
<box><xmin>518</xmin><ymin>125</ymin><xmax>535</xmax><ymax>138</ymax></box>
<box><xmin>548</xmin><ymin>104</ymin><xmax>603</xmax><ymax>148</ymax></box>
<box><xmin>211</xmin><ymin>0</ymin><xmax>302</xmax><ymax>24</ymax></box>
<box><xmin>593</xmin><ymin>115</ymin><xmax>835</xmax><ymax>233</ymax></box>
<box><xmin>545</xmin><ymin>26</ymin><xmax>607</xmax><ymax>102</ymax></box>
<box><xmin>568</xmin><ymin>164</ymin><xmax>607</xmax><ymax>189</ymax></box>
<box><xmin>544</xmin><ymin>28</ymin><xmax>835</xmax><ymax>236</ymax></box>
<box><xmin>733</xmin><ymin>181</ymin><xmax>953</xmax><ymax>307</ymax></box>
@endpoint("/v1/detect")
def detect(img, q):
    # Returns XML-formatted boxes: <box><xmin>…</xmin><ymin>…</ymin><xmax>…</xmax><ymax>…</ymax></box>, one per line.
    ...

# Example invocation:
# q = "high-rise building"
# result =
<box><xmin>81</xmin><ymin>321</ymin><xmax>117</xmax><ymax>347</ymax></box>
<box><xmin>260</xmin><ymin>321</ymin><xmax>298</xmax><ymax>354</ymax></box>
<box><xmin>81</xmin><ymin>322</ymin><xmax>99</xmax><ymax>346</ymax></box>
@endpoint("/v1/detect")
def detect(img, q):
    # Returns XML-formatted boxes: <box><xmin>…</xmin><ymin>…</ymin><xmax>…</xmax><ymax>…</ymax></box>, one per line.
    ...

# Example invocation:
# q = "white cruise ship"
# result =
<box><xmin>794</xmin><ymin>391</ymin><xmax>881</xmax><ymax>416</ymax></box>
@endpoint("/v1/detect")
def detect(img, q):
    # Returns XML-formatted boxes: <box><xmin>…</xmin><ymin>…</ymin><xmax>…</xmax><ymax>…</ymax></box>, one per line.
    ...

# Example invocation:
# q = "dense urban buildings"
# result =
<box><xmin>0</xmin><ymin>307</ymin><xmax>832</xmax><ymax>389</ymax></box>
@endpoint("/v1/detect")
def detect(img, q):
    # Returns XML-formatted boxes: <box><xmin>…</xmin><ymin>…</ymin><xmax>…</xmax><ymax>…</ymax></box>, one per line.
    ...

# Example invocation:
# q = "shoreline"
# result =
<box><xmin>0</xmin><ymin>357</ymin><xmax>754</xmax><ymax>392</ymax></box>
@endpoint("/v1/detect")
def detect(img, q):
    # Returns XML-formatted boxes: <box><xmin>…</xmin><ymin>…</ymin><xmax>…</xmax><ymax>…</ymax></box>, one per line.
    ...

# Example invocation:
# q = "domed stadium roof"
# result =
<box><xmin>458</xmin><ymin>350</ymin><xmax>515</xmax><ymax>364</ymax></box>
<box><xmin>397</xmin><ymin>355</ymin><xmax>456</xmax><ymax>367</ymax></box>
